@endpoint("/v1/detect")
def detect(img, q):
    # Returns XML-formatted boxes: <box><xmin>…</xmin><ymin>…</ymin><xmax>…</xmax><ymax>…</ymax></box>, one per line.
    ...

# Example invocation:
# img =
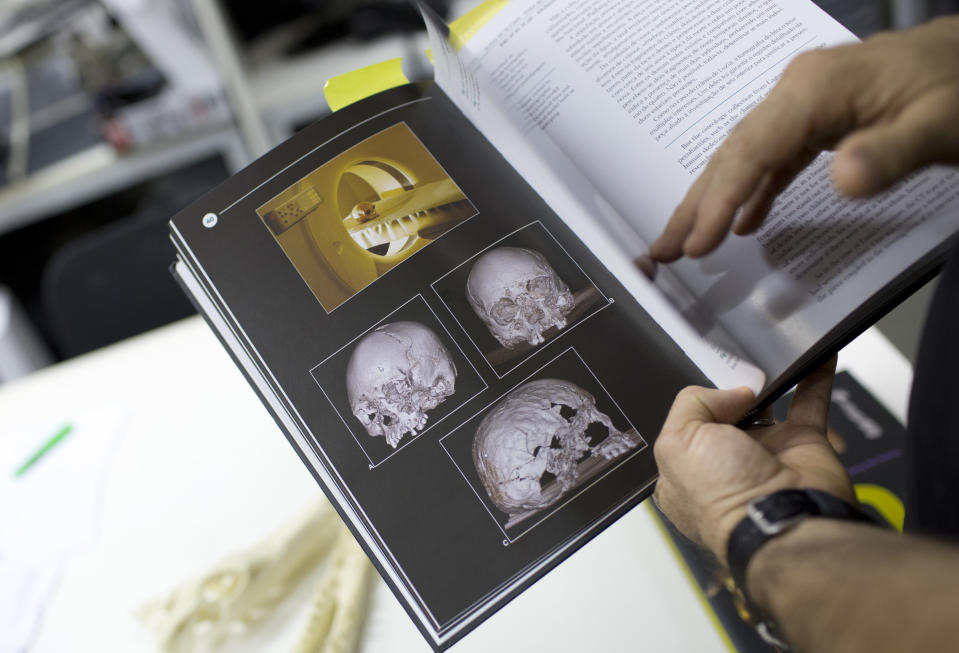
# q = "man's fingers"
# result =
<box><xmin>681</xmin><ymin>149</ymin><xmax>767</xmax><ymax>257</ymax></box>
<box><xmin>676</xmin><ymin>87</ymin><xmax>820</xmax><ymax>257</ymax></box>
<box><xmin>786</xmin><ymin>356</ymin><xmax>838</xmax><ymax>429</ymax></box>
<box><xmin>660</xmin><ymin>385</ymin><xmax>756</xmax><ymax>436</ymax></box>
<box><xmin>649</xmin><ymin>172</ymin><xmax>714</xmax><ymax>262</ymax></box>
<box><xmin>733</xmin><ymin>148</ymin><xmax>821</xmax><ymax>235</ymax></box>
<box><xmin>731</xmin><ymin>170</ymin><xmax>777</xmax><ymax>237</ymax></box>
<box><xmin>649</xmin><ymin>206</ymin><xmax>698</xmax><ymax>263</ymax></box>
<box><xmin>833</xmin><ymin>89</ymin><xmax>959</xmax><ymax>197</ymax></box>
<box><xmin>650</xmin><ymin>86</ymin><xmax>808</xmax><ymax>261</ymax></box>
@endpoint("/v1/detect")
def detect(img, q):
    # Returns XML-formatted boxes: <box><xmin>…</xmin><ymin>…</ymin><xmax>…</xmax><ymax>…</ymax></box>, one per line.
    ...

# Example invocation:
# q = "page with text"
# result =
<box><xmin>438</xmin><ymin>0</ymin><xmax>959</xmax><ymax>384</ymax></box>
<box><xmin>423</xmin><ymin>0</ymin><xmax>766</xmax><ymax>391</ymax></box>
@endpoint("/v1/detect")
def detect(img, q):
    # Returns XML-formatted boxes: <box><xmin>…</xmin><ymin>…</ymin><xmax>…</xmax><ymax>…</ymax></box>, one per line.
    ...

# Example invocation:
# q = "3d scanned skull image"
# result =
<box><xmin>466</xmin><ymin>247</ymin><xmax>575</xmax><ymax>348</ymax></box>
<box><xmin>346</xmin><ymin>321</ymin><xmax>457</xmax><ymax>448</ymax></box>
<box><xmin>471</xmin><ymin>379</ymin><xmax>641</xmax><ymax>520</ymax></box>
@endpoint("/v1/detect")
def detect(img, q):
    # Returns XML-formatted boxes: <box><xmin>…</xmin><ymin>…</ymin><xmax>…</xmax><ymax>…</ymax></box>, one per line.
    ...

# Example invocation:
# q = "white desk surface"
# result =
<box><xmin>1</xmin><ymin>316</ymin><xmax>910</xmax><ymax>653</ymax></box>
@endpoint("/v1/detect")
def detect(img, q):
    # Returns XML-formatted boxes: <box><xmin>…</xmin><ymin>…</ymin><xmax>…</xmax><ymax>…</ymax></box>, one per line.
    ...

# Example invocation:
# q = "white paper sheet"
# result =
<box><xmin>0</xmin><ymin>407</ymin><xmax>127</xmax><ymax>653</ymax></box>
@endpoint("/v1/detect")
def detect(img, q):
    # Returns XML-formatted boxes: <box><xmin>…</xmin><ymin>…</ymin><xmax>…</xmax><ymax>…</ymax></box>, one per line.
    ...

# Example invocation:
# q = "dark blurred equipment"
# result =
<box><xmin>41</xmin><ymin>208</ymin><xmax>196</xmax><ymax>358</ymax></box>
<box><xmin>811</xmin><ymin>0</ymin><xmax>959</xmax><ymax>37</ymax></box>
<box><xmin>222</xmin><ymin>0</ymin><xmax>451</xmax><ymax>49</ymax></box>
<box><xmin>32</xmin><ymin>151</ymin><xmax>230</xmax><ymax>359</ymax></box>
<box><xmin>1</xmin><ymin>154</ymin><xmax>231</xmax><ymax>361</ymax></box>
<box><xmin>0</xmin><ymin>0</ymin><xmax>229</xmax><ymax>188</ymax></box>
<box><xmin>0</xmin><ymin>29</ymin><xmax>103</xmax><ymax>185</ymax></box>
<box><xmin>0</xmin><ymin>1</ymin><xmax>235</xmax><ymax>365</ymax></box>
<box><xmin>812</xmin><ymin>0</ymin><xmax>889</xmax><ymax>36</ymax></box>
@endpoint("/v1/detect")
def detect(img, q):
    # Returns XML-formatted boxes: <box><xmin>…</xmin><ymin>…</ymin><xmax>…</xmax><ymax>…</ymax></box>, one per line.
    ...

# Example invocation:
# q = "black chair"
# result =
<box><xmin>41</xmin><ymin>209</ymin><xmax>196</xmax><ymax>358</ymax></box>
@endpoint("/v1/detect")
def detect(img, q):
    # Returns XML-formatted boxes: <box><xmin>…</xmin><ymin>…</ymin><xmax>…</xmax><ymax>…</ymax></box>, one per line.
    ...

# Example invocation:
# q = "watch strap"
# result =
<box><xmin>727</xmin><ymin>488</ymin><xmax>881</xmax><ymax>594</ymax></box>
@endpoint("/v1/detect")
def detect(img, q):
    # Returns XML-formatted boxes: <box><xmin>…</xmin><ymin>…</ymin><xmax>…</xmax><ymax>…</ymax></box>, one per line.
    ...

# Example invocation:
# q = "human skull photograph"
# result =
<box><xmin>256</xmin><ymin>122</ymin><xmax>477</xmax><ymax>313</ymax></box>
<box><xmin>473</xmin><ymin>378</ymin><xmax>642</xmax><ymax>528</ymax></box>
<box><xmin>311</xmin><ymin>295</ymin><xmax>486</xmax><ymax>467</ymax></box>
<box><xmin>431</xmin><ymin>222</ymin><xmax>610</xmax><ymax>377</ymax></box>
<box><xmin>440</xmin><ymin>349</ymin><xmax>645</xmax><ymax>537</ymax></box>
<box><xmin>346</xmin><ymin>320</ymin><xmax>457</xmax><ymax>448</ymax></box>
<box><xmin>466</xmin><ymin>247</ymin><xmax>575</xmax><ymax>349</ymax></box>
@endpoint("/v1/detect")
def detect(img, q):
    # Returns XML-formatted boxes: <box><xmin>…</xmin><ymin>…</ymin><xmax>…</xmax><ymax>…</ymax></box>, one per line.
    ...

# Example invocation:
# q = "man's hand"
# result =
<box><xmin>649</xmin><ymin>16</ymin><xmax>959</xmax><ymax>263</ymax></box>
<box><xmin>653</xmin><ymin>359</ymin><xmax>855</xmax><ymax>563</ymax></box>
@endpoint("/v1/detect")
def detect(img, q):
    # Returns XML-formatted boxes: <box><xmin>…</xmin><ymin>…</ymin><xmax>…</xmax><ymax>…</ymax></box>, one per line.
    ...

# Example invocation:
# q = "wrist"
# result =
<box><xmin>726</xmin><ymin>489</ymin><xmax>883</xmax><ymax>600</ymax></box>
<box><xmin>745</xmin><ymin>517</ymin><xmax>823</xmax><ymax>609</ymax></box>
<box><xmin>709</xmin><ymin>479</ymin><xmax>808</xmax><ymax>565</ymax></box>
<box><xmin>721</xmin><ymin>488</ymin><xmax>889</xmax><ymax>650</ymax></box>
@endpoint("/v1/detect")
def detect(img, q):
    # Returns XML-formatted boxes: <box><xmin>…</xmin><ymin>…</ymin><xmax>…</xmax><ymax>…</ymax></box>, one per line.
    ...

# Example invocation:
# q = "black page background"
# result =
<box><xmin>171</xmin><ymin>83</ymin><xmax>710</xmax><ymax>637</ymax></box>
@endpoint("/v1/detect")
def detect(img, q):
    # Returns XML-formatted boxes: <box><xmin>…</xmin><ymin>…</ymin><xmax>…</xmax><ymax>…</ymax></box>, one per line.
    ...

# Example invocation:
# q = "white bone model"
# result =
<box><xmin>139</xmin><ymin>501</ymin><xmax>373</xmax><ymax>653</ymax></box>
<box><xmin>472</xmin><ymin>379</ymin><xmax>642</xmax><ymax>523</ymax></box>
<box><xmin>466</xmin><ymin>247</ymin><xmax>575</xmax><ymax>349</ymax></box>
<box><xmin>293</xmin><ymin>528</ymin><xmax>373</xmax><ymax>653</ymax></box>
<box><xmin>346</xmin><ymin>321</ymin><xmax>457</xmax><ymax>447</ymax></box>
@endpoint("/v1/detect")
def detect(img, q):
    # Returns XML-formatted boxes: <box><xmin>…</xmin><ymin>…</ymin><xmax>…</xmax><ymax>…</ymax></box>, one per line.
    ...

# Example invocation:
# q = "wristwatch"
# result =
<box><xmin>726</xmin><ymin>488</ymin><xmax>886</xmax><ymax>649</ymax></box>
<box><xmin>728</xmin><ymin>488</ymin><xmax>882</xmax><ymax>591</ymax></box>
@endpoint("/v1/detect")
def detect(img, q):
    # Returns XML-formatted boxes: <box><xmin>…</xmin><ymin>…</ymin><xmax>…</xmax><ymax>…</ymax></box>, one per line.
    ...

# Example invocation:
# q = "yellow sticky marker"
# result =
<box><xmin>449</xmin><ymin>0</ymin><xmax>509</xmax><ymax>50</ymax></box>
<box><xmin>324</xmin><ymin>0</ymin><xmax>510</xmax><ymax>111</ymax></box>
<box><xmin>324</xmin><ymin>58</ymin><xmax>410</xmax><ymax>112</ymax></box>
<box><xmin>855</xmin><ymin>483</ymin><xmax>905</xmax><ymax>532</ymax></box>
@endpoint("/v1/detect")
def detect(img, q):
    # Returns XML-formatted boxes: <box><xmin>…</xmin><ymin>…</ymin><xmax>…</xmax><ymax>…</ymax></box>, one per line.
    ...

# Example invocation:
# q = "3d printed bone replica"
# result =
<box><xmin>139</xmin><ymin>501</ymin><xmax>373</xmax><ymax>653</ymax></box>
<box><xmin>346</xmin><ymin>320</ymin><xmax>457</xmax><ymax>447</ymax></box>
<box><xmin>466</xmin><ymin>246</ymin><xmax>575</xmax><ymax>348</ymax></box>
<box><xmin>472</xmin><ymin>379</ymin><xmax>642</xmax><ymax>527</ymax></box>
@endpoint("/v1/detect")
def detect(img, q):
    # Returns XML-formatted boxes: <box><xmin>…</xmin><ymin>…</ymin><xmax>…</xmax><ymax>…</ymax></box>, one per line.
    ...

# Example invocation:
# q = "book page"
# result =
<box><xmin>433</xmin><ymin>0</ymin><xmax>959</xmax><ymax>385</ymax></box>
<box><xmin>423</xmin><ymin>1</ymin><xmax>765</xmax><ymax>392</ymax></box>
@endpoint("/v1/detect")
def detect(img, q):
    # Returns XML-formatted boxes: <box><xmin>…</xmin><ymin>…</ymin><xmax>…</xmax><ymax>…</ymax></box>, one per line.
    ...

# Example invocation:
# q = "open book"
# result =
<box><xmin>170</xmin><ymin>1</ymin><xmax>959</xmax><ymax>649</ymax></box>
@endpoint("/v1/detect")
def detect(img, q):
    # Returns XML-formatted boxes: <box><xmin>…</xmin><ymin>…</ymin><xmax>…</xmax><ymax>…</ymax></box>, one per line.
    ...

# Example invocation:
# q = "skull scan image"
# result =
<box><xmin>346</xmin><ymin>321</ymin><xmax>457</xmax><ymax>448</ymax></box>
<box><xmin>466</xmin><ymin>247</ymin><xmax>575</xmax><ymax>349</ymax></box>
<box><xmin>471</xmin><ymin>379</ymin><xmax>642</xmax><ymax>525</ymax></box>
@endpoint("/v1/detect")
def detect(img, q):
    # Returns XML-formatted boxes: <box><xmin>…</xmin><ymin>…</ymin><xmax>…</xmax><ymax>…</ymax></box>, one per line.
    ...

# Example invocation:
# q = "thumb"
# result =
<box><xmin>786</xmin><ymin>356</ymin><xmax>837</xmax><ymax>429</ymax></box>
<box><xmin>832</xmin><ymin>90</ymin><xmax>959</xmax><ymax>197</ymax></box>
<box><xmin>661</xmin><ymin>385</ymin><xmax>756</xmax><ymax>436</ymax></box>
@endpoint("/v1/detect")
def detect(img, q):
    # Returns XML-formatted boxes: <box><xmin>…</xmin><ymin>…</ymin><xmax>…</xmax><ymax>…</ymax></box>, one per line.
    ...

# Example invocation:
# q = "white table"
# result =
<box><xmin>2</xmin><ymin>317</ymin><xmax>910</xmax><ymax>652</ymax></box>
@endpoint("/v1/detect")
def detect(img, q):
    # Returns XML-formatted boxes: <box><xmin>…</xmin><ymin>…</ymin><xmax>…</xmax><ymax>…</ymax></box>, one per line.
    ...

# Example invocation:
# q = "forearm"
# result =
<box><xmin>748</xmin><ymin>518</ymin><xmax>959</xmax><ymax>652</ymax></box>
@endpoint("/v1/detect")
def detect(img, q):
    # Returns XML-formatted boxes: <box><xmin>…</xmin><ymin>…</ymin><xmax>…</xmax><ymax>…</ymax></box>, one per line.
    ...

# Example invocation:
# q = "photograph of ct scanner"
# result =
<box><xmin>257</xmin><ymin>122</ymin><xmax>478</xmax><ymax>312</ymax></box>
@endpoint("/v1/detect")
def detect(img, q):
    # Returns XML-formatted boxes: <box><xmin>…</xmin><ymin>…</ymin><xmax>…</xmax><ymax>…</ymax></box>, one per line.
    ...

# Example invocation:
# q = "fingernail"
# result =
<box><xmin>635</xmin><ymin>254</ymin><xmax>658</xmax><ymax>280</ymax></box>
<box><xmin>731</xmin><ymin>208</ymin><xmax>750</xmax><ymax>235</ymax></box>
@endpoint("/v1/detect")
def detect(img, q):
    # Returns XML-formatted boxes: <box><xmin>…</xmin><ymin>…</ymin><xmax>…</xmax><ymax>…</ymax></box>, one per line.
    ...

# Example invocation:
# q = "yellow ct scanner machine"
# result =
<box><xmin>258</xmin><ymin>123</ymin><xmax>475</xmax><ymax>311</ymax></box>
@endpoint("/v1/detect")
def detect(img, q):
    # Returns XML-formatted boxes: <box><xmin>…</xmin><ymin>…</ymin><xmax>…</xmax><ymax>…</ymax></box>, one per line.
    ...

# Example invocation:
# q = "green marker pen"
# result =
<box><xmin>13</xmin><ymin>424</ymin><xmax>73</xmax><ymax>478</ymax></box>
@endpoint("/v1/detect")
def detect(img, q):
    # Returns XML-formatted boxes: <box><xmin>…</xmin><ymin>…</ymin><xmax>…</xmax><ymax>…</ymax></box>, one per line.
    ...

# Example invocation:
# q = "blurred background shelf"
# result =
<box><xmin>249</xmin><ymin>32</ymin><xmax>429</xmax><ymax>144</ymax></box>
<box><xmin>0</xmin><ymin>126</ymin><xmax>246</xmax><ymax>235</ymax></box>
